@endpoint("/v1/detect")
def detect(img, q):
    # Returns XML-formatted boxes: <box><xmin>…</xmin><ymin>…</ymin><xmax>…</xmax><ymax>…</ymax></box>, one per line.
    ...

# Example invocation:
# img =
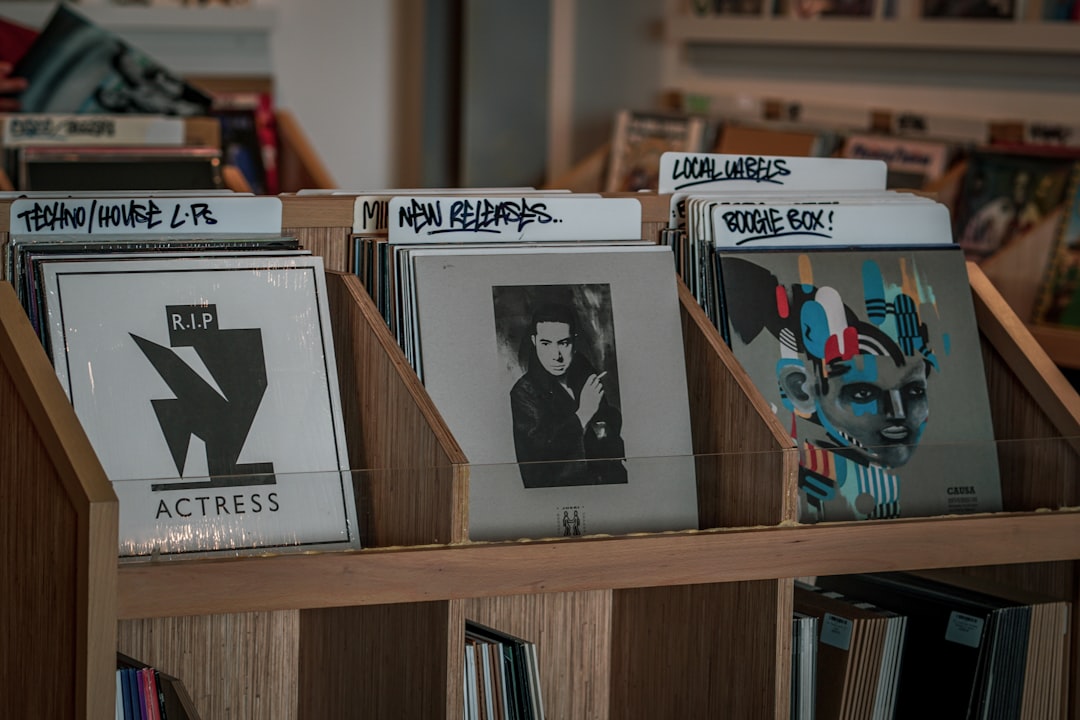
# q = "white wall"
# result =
<box><xmin>269</xmin><ymin>0</ymin><xmax>395</xmax><ymax>190</ymax></box>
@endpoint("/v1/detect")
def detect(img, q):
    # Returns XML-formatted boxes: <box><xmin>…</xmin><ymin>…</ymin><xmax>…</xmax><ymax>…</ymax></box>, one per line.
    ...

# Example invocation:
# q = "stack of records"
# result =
<box><xmin>655</xmin><ymin>151</ymin><xmax>1004</xmax><ymax>523</ymax></box>
<box><xmin>794</xmin><ymin>581</ymin><xmax>906</xmax><ymax>720</ymax></box>
<box><xmin>465</xmin><ymin>620</ymin><xmax>545</xmax><ymax>720</ymax></box>
<box><xmin>381</xmin><ymin>193</ymin><xmax>699</xmax><ymax>541</ymax></box>
<box><xmin>791</xmin><ymin>611</ymin><xmax>819</xmax><ymax>720</ymax></box>
<box><xmin>815</xmin><ymin>572</ymin><xmax>1068</xmax><ymax>720</ymax></box>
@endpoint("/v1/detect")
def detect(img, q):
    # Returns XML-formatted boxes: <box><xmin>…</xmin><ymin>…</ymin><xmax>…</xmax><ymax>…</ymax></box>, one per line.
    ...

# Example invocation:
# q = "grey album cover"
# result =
<box><xmin>41</xmin><ymin>254</ymin><xmax>359</xmax><ymax>559</ymax></box>
<box><xmin>717</xmin><ymin>246</ymin><xmax>1002</xmax><ymax>523</ymax></box>
<box><xmin>412</xmin><ymin>245</ymin><xmax>698</xmax><ymax>541</ymax></box>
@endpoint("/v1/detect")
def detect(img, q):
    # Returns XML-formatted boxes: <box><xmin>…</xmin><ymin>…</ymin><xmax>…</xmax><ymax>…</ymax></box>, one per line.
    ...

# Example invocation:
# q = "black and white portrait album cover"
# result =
<box><xmin>40</xmin><ymin>254</ymin><xmax>360</xmax><ymax>559</ymax></box>
<box><xmin>412</xmin><ymin>244</ymin><xmax>698</xmax><ymax>541</ymax></box>
<box><xmin>716</xmin><ymin>246</ymin><xmax>1002</xmax><ymax>524</ymax></box>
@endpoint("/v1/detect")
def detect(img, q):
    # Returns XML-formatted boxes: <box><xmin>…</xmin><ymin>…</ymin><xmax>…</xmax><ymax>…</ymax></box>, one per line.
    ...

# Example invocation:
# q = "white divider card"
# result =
<box><xmin>387</xmin><ymin>196</ymin><xmax>642</xmax><ymax>243</ymax></box>
<box><xmin>887</xmin><ymin>111</ymin><xmax>990</xmax><ymax>144</ymax></box>
<box><xmin>658</xmin><ymin>152</ymin><xmax>887</xmax><ymax>195</ymax></box>
<box><xmin>841</xmin><ymin>135</ymin><xmax>951</xmax><ymax>181</ymax></box>
<box><xmin>9</xmin><ymin>195</ymin><xmax>283</xmax><ymax>235</ymax></box>
<box><xmin>294</xmin><ymin>188</ymin><xmax>535</xmax><ymax>197</ymax></box>
<box><xmin>1024</xmin><ymin>122</ymin><xmax>1080</xmax><ymax>148</ymax></box>
<box><xmin>351</xmin><ymin>189</ymin><xmax>580</xmax><ymax>233</ymax></box>
<box><xmin>669</xmin><ymin>188</ymin><xmax>930</xmax><ymax>230</ymax></box>
<box><xmin>711</xmin><ymin>201</ymin><xmax>954</xmax><ymax>249</ymax></box>
<box><xmin>1</xmin><ymin>114</ymin><xmax>186</xmax><ymax>147</ymax></box>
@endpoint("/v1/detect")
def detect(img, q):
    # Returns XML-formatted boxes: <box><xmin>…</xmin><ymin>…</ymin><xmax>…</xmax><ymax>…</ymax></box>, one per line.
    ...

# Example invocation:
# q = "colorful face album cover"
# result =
<box><xmin>718</xmin><ymin>247</ymin><xmax>1002</xmax><ymax>523</ymax></box>
<box><xmin>953</xmin><ymin>151</ymin><xmax>1076</xmax><ymax>261</ymax></box>
<box><xmin>14</xmin><ymin>4</ymin><xmax>211</xmax><ymax>116</ymax></box>
<box><xmin>1036</xmin><ymin>171</ymin><xmax>1080</xmax><ymax>327</ymax></box>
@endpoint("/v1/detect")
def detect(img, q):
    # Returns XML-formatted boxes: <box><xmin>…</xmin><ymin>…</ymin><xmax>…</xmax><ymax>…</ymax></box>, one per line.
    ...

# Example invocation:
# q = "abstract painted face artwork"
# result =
<box><xmin>719</xmin><ymin>248</ymin><xmax>1002</xmax><ymax>522</ymax></box>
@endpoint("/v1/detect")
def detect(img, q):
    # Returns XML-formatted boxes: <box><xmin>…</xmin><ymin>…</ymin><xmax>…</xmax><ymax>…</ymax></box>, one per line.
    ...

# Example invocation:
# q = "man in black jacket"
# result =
<box><xmin>510</xmin><ymin>303</ymin><xmax>627</xmax><ymax>488</ymax></box>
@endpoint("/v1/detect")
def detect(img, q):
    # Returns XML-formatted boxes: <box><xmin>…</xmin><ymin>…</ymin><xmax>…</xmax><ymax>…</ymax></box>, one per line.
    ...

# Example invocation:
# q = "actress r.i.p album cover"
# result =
<box><xmin>41</xmin><ymin>253</ymin><xmax>359</xmax><ymax>558</ymax></box>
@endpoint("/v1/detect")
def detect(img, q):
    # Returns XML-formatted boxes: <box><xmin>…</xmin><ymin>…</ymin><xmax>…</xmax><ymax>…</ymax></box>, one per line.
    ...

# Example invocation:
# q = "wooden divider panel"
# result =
<box><xmin>610</xmin><ymin>579</ymin><xmax>792</xmax><ymax>720</ymax></box>
<box><xmin>298</xmin><ymin>602</ymin><xmax>453</xmax><ymax>719</ymax></box>
<box><xmin>679</xmin><ymin>282</ymin><xmax>799</xmax><ymax>529</ymax></box>
<box><xmin>969</xmin><ymin>264</ymin><xmax>1080</xmax><ymax>511</ymax></box>
<box><xmin>118</xmin><ymin>611</ymin><xmax>299</xmax><ymax>720</ymax></box>
<box><xmin>462</xmin><ymin>591</ymin><xmax>614</xmax><ymax>720</ymax></box>
<box><xmin>325</xmin><ymin>271</ymin><xmax>467</xmax><ymax>547</ymax></box>
<box><xmin>0</xmin><ymin>281</ymin><xmax>117</xmax><ymax>720</ymax></box>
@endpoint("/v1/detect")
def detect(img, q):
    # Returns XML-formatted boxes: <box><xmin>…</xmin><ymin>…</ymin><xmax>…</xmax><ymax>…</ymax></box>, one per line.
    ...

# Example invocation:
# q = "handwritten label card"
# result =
<box><xmin>669</xmin><ymin>188</ymin><xmax>927</xmax><ymax>230</ymax></box>
<box><xmin>9</xmin><ymin>196</ymin><xmax>283</xmax><ymax>235</ymax></box>
<box><xmin>843</xmin><ymin>135</ymin><xmax>950</xmax><ymax>181</ymax></box>
<box><xmin>387</xmin><ymin>196</ymin><xmax>641</xmax><ymax>244</ymax></box>
<box><xmin>711</xmin><ymin>201</ymin><xmax>952</xmax><ymax>249</ymax></box>
<box><xmin>352</xmin><ymin>189</ymin><xmax>575</xmax><ymax>233</ymax></box>
<box><xmin>2</xmin><ymin>114</ymin><xmax>185</xmax><ymax>147</ymax></box>
<box><xmin>1025</xmin><ymin>122</ymin><xmax>1080</xmax><ymax>148</ymax></box>
<box><xmin>658</xmin><ymin>152</ymin><xmax>887</xmax><ymax>194</ymax></box>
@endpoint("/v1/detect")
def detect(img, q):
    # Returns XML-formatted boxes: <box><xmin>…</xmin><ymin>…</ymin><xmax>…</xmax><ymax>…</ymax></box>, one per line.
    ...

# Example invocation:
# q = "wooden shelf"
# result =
<box><xmin>4</xmin><ymin>192</ymin><xmax>1080</xmax><ymax>718</ymax></box>
<box><xmin>116</xmin><ymin>508</ymin><xmax>1080</xmax><ymax>620</ymax></box>
<box><xmin>666</xmin><ymin>15</ymin><xmax>1080</xmax><ymax>54</ymax></box>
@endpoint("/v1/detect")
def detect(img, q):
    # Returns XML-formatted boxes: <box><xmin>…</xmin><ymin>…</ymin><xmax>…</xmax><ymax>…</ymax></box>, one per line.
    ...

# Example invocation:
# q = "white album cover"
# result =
<box><xmin>412</xmin><ymin>244</ymin><xmax>698</xmax><ymax>541</ymax></box>
<box><xmin>41</xmin><ymin>254</ymin><xmax>359</xmax><ymax>558</ymax></box>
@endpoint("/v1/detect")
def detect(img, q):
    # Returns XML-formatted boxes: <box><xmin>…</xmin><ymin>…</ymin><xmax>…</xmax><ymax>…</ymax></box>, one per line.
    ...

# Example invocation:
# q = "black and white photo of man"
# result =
<box><xmin>493</xmin><ymin>284</ymin><xmax>628</xmax><ymax>489</ymax></box>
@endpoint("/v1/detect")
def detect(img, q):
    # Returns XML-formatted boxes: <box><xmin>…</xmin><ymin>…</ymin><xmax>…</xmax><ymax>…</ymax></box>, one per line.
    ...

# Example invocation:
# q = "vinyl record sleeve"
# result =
<box><xmin>41</xmin><ymin>254</ymin><xmax>359</xmax><ymax>558</ymax></box>
<box><xmin>717</xmin><ymin>246</ymin><xmax>1002</xmax><ymax>522</ymax></box>
<box><xmin>412</xmin><ymin>244</ymin><xmax>697</xmax><ymax>541</ymax></box>
<box><xmin>13</xmin><ymin>3</ymin><xmax>212</xmax><ymax>116</ymax></box>
<box><xmin>817</xmin><ymin>572</ymin><xmax>1030</xmax><ymax>720</ymax></box>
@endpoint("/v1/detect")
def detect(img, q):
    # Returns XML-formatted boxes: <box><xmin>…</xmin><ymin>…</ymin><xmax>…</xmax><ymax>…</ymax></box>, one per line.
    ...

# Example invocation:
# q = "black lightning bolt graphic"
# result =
<box><xmin>132</xmin><ymin>304</ymin><xmax>276</xmax><ymax>491</ymax></box>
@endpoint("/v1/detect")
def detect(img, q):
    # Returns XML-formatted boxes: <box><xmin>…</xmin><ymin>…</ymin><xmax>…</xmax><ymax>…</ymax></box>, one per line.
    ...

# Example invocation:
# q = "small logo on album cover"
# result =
<box><xmin>131</xmin><ymin>303</ymin><xmax>276</xmax><ymax>491</ymax></box>
<box><xmin>558</xmin><ymin>506</ymin><xmax>585</xmax><ymax>537</ymax></box>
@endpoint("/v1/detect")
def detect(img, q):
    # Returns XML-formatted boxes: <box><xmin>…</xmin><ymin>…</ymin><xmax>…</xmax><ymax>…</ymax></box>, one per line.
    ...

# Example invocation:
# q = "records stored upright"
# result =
<box><xmin>1</xmin><ymin>194</ymin><xmax>1078</xmax><ymax>719</ymax></box>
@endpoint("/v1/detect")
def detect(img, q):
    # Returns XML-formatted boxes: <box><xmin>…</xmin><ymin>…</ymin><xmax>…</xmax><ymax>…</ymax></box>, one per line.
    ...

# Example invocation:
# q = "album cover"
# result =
<box><xmin>411</xmin><ymin>244</ymin><xmax>697</xmax><ymax>541</ymax></box>
<box><xmin>1042</xmin><ymin>0</ymin><xmax>1079</xmax><ymax>19</ymax></box>
<box><xmin>606</xmin><ymin>110</ymin><xmax>706</xmax><ymax>193</ymax></box>
<box><xmin>953</xmin><ymin>150</ymin><xmax>1077</xmax><ymax>261</ymax></box>
<box><xmin>13</xmin><ymin>3</ymin><xmax>212</xmax><ymax>116</ymax></box>
<box><xmin>212</xmin><ymin>91</ymin><xmax>279</xmax><ymax>195</ymax></box>
<box><xmin>774</xmin><ymin>0</ymin><xmax>876</xmax><ymax>17</ymax></box>
<box><xmin>713</xmin><ymin>0</ymin><xmax>766</xmax><ymax>15</ymax></box>
<box><xmin>40</xmin><ymin>254</ymin><xmax>359</xmax><ymax>558</ymax></box>
<box><xmin>1034</xmin><ymin>165</ymin><xmax>1080</xmax><ymax>327</ymax></box>
<box><xmin>921</xmin><ymin>0</ymin><xmax>1015</xmax><ymax>17</ymax></box>
<box><xmin>717</xmin><ymin>246</ymin><xmax>1002</xmax><ymax>523</ymax></box>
